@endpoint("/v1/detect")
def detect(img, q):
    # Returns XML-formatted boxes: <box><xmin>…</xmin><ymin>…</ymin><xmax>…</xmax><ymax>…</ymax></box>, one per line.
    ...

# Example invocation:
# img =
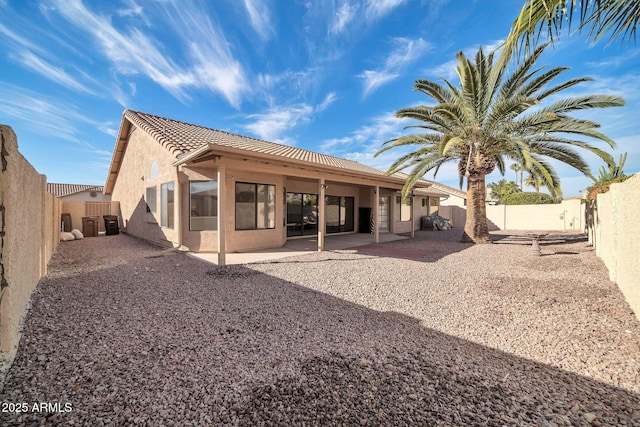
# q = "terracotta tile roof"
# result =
<box><xmin>47</xmin><ymin>183</ymin><xmax>104</xmax><ymax>198</ymax></box>
<box><xmin>124</xmin><ymin>110</ymin><xmax>397</xmax><ymax>177</ymax></box>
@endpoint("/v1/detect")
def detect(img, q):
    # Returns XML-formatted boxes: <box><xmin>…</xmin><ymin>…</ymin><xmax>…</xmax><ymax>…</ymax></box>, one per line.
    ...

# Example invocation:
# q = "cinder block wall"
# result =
<box><xmin>594</xmin><ymin>173</ymin><xmax>640</xmax><ymax>321</ymax></box>
<box><xmin>0</xmin><ymin>125</ymin><xmax>60</xmax><ymax>353</ymax></box>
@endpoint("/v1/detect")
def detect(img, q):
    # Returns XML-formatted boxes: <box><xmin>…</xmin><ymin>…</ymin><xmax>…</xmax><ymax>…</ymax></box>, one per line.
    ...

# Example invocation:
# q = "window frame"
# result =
<box><xmin>146</xmin><ymin>186</ymin><xmax>157</xmax><ymax>213</ymax></box>
<box><xmin>189</xmin><ymin>180</ymin><xmax>218</xmax><ymax>231</ymax></box>
<box><xmin>235</xmin><ymin>181</ymin><xmax>276</xmax><ymax>231</ymax></box>
<box><xmin>160</xmin><ymin>181</ymin><xmax>174</xmax><ymax>229</ymax></box>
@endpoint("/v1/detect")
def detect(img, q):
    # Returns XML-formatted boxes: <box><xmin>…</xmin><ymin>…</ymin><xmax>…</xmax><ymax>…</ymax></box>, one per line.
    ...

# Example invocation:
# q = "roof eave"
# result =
<box><xmin>176</xmin><ymin>143</ymin><xmax>430</xmax><ymax>189</ymax></box>
<box><xmin>104</xmin><ymin>113</ymin><xmax>133</xmax><ymax>195</ymax></box>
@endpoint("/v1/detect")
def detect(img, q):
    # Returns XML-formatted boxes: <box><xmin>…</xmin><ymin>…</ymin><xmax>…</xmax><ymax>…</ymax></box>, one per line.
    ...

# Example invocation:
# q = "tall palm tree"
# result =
<box><xmin>510</xmin><ymin>162</ymin><xmax>525</xmax><ymax>190</ymax></box>
<box><xmin>506</xmin><ymin>0</ymin><xmax>640</xmax><ymax>56</ymax></box>
<box><xmin>376</xmin><ymin>43</ymin><xmax>624</xmax><ymax>243</ymax></box>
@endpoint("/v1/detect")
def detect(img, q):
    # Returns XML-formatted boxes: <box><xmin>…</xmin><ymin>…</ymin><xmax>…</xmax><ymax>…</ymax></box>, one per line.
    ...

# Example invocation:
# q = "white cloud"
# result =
<box><xmin>244</xmin><ymin>93</ymin><xmax>337</xmax><ymax>142</ymax></box>
<box><xmin>15</xmin><ymin>50</ymin><xmax>95</xmax><ymax>94</ymax></box>
<box><xmin>244</xmin><ymin>104</ymin><xmax>313</xmax><ymax>142</ymax></box>
<box><xmin>243</xmin><ymin>0</ymin><xmax>273</xmax><ymax>41</ymax></box>
<box><xmin>329</xmin><ymin>2</ymin><xmax>356</xmax><ymax>34</ymax></box>
<box><xmin>321</xmin><ymin>111</ymin><xmax>407</xmax><ymax>159</ymax></box>
<box><xmin>117</xmin><ymin>0</ymin><xmax>143</xmax><ymax>18</ymax></box>
<box><xmin>360</xmin><ymin>70</ymin><xmax>400</xmax><ymax>97</ymax></box>
<box><xmin>359</xmin><ymin>37</ymin><xmax>431</xmax><ymax>96</ymax></box>
<box><xmin>0</xmin><ymin>22</ymin><xmax>47</xmax><ymax>54</ymax></box>
<box><xmin>317</xmin><ymin>92</ymin><xmax>338</xmax><ymax>112</ymax></box>
<box><xmin>364</xmin><ymin>0</ymin><xmax>408</xmax><ymax>21</ymax></box>
<box><xmin>47</xmin><ymin>0</ymin><xmax>247</xmax><ymax>108</ymax></box>
<box><xmin>0</xmin><ymin>83</ymin><xmax>98</xmax><ymax>145</ymax></box>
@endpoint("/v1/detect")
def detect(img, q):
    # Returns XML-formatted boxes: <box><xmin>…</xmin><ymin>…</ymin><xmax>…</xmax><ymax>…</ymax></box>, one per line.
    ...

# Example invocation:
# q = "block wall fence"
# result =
<box><xmin>0</xmin><ymin>125</ymin><xmax>61</xmax><ymax>354</ymax></box>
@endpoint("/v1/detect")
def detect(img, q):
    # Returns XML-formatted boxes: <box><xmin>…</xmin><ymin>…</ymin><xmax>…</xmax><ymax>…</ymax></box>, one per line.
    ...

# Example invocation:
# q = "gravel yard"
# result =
<box><xmin>1</xmin><ymin>230</ymin><xmax>639</xmax><ymax>426</ymax></box>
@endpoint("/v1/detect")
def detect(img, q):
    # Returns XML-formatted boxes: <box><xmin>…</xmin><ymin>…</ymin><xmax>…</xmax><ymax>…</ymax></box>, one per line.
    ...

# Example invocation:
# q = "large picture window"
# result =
<box><xmin>235</xmin><ymin>182</ymin><xmax>276</xmax><ymax>230</ymax></box>
<box><xmin>395</xmin><ymin>195</ymin><xmax>412</xmax><ymax>222</ymax></box>
<box><xmin>190</xmin><ymin>181</ymin><xmax>217</xmax><ymax>230</ymax></box>
<box><xmin>326</xmin><ymin>196</ymin><xmax>354</xmax><ymax>234</ymax></box>
<box><xmin>146</xmin><ymin>186</ymin><xmax>157</xmax><ymax>213</ymax></box>
<box><xmin>161</xmin><ymin>182</ymin><xmax>174</xmax><ymax>228</ymax></box>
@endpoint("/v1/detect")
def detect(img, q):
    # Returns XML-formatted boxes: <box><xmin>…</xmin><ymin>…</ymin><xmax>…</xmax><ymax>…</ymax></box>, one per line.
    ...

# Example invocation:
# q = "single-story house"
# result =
<box><xmin>48</xmin><ymin>183</ymin><xmax>115</xmax><ymax>233</ymax></box>
<box><xmin>104</xmin><ymin>110</ymin><xmax>447</xmax><ymax>264</ymax></box>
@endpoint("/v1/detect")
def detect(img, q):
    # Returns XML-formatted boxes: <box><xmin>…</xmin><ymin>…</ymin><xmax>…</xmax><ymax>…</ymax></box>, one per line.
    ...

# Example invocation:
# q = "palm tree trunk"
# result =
<box><xmin>462</xmin><ymin>174</ymin><xmax>492</xmax><ymax>243</ymax></box>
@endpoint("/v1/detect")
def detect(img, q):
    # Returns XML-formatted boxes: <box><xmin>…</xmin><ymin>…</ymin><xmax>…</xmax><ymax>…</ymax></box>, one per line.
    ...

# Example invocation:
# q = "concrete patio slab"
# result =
<box><xmin>188</xmin><ymin>233</ymin><xmax>408</xmax><ymax>265</ymax></box>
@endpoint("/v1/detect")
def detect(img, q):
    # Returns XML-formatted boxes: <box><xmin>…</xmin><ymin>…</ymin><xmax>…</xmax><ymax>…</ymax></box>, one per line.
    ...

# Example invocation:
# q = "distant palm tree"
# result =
<box><xmin>376</xmin><ymin>43</ymin><xmax>623</xmax><ymax>243</ymax></box>
<box><xmin>488</xmin><ymin>179</ymin><xmax>521</xmax><ymax>203</ymax></box>
<box><xmin>510</xmin><ymin>163</ymin><xmax>525</xmax><ymax>190</ymax></box>
<box><xmin>506</xmin><ymin>0</ymin><xmax>640</xmax><ymax>56</ymax></box>
<box><xmin>524</xmin><ymin>169</ymin><xmax>545</xmax><ymax>192</ymax></box>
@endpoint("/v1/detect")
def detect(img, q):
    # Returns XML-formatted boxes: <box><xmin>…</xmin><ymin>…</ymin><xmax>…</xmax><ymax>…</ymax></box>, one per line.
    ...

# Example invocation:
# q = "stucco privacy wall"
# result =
<box><xmin>593</xmin><ymin>173</ymin><xmax>640</xmax><ymax>321</ymax></box>
<box><xmin>485</xmin><ymin>199</ymin><xmax>584</xmax><ymax>231</ymax></box>
<box><xmin>0</xmin><ymin>125</ymin><xmax>60</xmax><ymax>353</ymax></box>
<box><xmin>437</xmin><ymin>199</ymin><xmax>583</xmax><ymax>231</ymax></box>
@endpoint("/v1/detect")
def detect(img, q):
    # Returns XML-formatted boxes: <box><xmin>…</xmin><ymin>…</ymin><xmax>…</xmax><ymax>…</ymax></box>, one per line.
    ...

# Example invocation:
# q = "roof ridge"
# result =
<box><xmin>125</xmin><ymin>109</ymin><xmax>367</xmax><ymax>165</ymax></box>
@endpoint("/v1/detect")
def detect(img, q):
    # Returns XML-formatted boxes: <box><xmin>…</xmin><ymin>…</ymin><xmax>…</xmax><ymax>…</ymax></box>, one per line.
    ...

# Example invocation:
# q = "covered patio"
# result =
<box><xmin>187</xmin><ymin>232</ymin><xmax>408</xmax><ymax>265</ymax></box>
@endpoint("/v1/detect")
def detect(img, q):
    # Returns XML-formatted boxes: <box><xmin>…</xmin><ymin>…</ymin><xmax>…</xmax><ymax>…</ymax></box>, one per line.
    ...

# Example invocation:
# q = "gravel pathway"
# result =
<box><xmin>1</xmin><ymin>231</ymin><xmax>639</xmax><ymax>426</ymax></box>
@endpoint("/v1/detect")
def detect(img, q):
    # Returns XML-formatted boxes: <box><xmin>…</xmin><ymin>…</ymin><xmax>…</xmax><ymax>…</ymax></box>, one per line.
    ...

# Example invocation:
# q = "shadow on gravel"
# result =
<box><xmin>350</xmin><ymin>230</ymin><xmax>474</xmax><ymax>263</ymax></box>
<box><xmin>491</xmin><ymin>232</ymin><xmax>589</xmax><ymax>246</ymax></box>
<box><xmin>1</xmin><ymin>234</ymin><xmax>638</xmax><ymax>426</ymax></box>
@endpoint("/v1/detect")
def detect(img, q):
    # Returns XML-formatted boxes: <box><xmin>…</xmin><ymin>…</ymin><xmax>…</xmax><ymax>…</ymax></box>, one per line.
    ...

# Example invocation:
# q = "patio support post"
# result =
<box><xmin>411</xmin><ymin>192</ymin><xmax>415</xmax><ymax>238</ymax></box>
<box><xmin>374</xmin><ymin>186</ymin><xmax>380</xmax><ymax>243</ymax></box>
<box><xmin>217</xmin><ymin>165</ymin><xmax>226</xmax><ymax>266</ymax></box>
<box><xmin>175</xmin><ymin>166</ymin><xmax>182</xmax><ymax>250</ymax></box>
<box><xmin>318</xmin><ymin>177</ymin><xmax>326</xmax><ymax>251</ymax></box>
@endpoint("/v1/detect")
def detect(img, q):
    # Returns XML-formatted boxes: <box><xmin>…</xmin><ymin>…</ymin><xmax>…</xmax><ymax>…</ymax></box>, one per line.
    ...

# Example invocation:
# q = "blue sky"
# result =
<box><xmin>0</xmin><ymin>0</ymin><xmax>638</xmax><ymax>197</ymax></box>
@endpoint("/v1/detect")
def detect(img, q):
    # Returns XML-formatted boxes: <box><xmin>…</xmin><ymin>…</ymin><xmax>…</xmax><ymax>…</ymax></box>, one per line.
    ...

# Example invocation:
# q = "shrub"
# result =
<box><xmin>501</xmin><ymin>192</ymin><xmax>558</xmax><ymax>205</ymax></box>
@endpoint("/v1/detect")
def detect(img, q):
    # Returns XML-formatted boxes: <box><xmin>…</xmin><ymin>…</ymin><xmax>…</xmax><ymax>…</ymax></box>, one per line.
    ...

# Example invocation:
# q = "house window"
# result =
<box><xmin>161</xmin><ymin>182</ymin><xmax>174</xmax><ymax>228</ymax></box>
<box><xmin>235</xmin><ymin>182</ymin><xmax>276</xmax><ymax>230</ymax></box>
<box><xmin>326</xmin><ymin>196</ymin><xmax>354</xmax><ymax>234</ymax></box>
<box><xmin>395</xmin><ymin>195</ymin><xmax>412</xmax><ymax>222</ymax></box>
<box><xmin>190</xmin><ymin>181</ymin><xmax>217</xmax><ymax>231</ymax></box>
<box><xmin>422</xmin><ymin>198</ymin><xmax>428</xmax><ymax>208</ymax></box>
<box><xmin>146</xmin><ymin>186</ymin><xmax>157</xmax><ymax>213</ymax></box>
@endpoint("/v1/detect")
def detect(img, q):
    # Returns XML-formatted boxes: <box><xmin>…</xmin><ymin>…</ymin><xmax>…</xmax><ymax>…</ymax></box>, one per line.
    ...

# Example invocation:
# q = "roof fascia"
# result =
<box><xmin>176</xmin><ymin>143</ymin><xmax>431</xmax><ymax>189</ymax></box>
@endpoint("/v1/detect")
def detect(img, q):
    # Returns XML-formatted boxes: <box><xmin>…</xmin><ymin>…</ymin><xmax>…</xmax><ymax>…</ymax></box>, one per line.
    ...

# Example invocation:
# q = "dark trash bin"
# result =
<box><xmin>421</xmin><ymin>215</ymin><xmax>433</xmax><ymax>230</ymax></box>
<box><xmin>103</xmin><ymin>215</ymin><xmax>119</xmax><ymax>235</ymax></box>
<box><xmin>82</xmin><ymin>216</ymin><xmax>99</xmax><ymax>237</ymax></box>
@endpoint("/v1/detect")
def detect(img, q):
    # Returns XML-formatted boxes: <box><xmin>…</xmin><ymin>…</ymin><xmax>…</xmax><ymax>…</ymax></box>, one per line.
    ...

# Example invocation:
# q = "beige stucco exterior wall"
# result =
<box><xmin>593</xmin><ymin>173</ymin><xmax>640</xmax><ymax>321</ymax></box>
<box><xmin>60</xmin><ymin>190</ymin><xmax>111</xmax><ymax>202</ymax></box>
<box><xmin>0</xmin><ymin>125</ymin><xmax>60</xmax><ymax>354</ymax></box>
<box><xmin>110</xmin><ymin>128</ymin><xmax>180</xmax><ymax>248</ymax></box>
<box><xmin>485</xmin><ymin>199</ymin><xmax>584</xmax><ymax>231</ymax></box>
<box><xmin>440</xmin><ymin>193</ymin><xmax>466</xmax><ymax>208</ymax></box>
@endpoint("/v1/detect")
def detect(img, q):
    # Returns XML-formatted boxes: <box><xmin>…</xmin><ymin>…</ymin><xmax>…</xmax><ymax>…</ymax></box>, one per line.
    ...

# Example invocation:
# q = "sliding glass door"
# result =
<box><xmin>326</xmin><ymin>196</ymin><xmax>354</xmax><ymax>234</ymax></box>
<box><xmin>287</xmin><ymin>193</ymin><xmax>354</xmax><ymax>236</ymax></box>
<box><xmin>286</xmin><ymin>193</ymin><xmax>318</xmax><ymax>237</ymax></box>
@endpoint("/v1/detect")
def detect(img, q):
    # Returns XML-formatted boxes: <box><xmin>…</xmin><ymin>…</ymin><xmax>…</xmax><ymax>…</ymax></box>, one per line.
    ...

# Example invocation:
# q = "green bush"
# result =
<box><xmin>501</xmin><ymin>192</ymin><xmax>558</xmax><ymax>205</ymax></box>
